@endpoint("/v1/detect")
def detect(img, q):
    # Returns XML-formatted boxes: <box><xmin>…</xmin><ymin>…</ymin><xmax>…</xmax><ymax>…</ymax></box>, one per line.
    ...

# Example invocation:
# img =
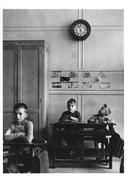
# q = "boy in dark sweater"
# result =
<box><xmin>58</xmin><ymin>98</ymin><xmax>81</xmax><ymax>158</ymax></box>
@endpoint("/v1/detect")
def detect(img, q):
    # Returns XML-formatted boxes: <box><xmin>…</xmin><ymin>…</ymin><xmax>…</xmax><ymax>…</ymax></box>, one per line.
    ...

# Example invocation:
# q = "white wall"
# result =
<box><xmin>3</xmin><ymin>9</ymin><xmax>124</xmax><ymax>146</ymax></box>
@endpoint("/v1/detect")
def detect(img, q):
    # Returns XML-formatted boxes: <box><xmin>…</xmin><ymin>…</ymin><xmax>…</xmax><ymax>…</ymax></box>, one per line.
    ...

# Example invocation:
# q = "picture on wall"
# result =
<box><xmin>100</xmin><ymin>82</ymin><xmax>110</xmax><ymax>89</ymax></box>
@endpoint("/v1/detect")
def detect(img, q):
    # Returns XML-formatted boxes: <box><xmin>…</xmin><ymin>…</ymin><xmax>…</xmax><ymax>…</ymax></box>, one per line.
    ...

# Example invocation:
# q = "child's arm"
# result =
<box><xmin>70</xmin><ymin>116</ymin><xmax>80</xmax><ymax>123</ymax></box>
<box><xmin>102</xmin><ymin>116</ymin><xmax>116</xmax><ymax>124</ymax></box>
<box><xmin>58</xmin><ymin>111</ymin><xmax>81</xmax><ymax>123</ymax></box>
<box><xmin>70</xmin><ymin>111</ymin><xmax>81</xmax><ymax>123</ymax></box>
<box><xmin>88</xmin><ymin>115</ymin><xmax>97</xmax><ymax>123</ymax></box>
<box><xmin>4</xmin><ymin>122</ymin><xmax>34</xmax><ymax>143</ymax></box>
<box><xmin>4</xmin><ymin>125</ymin><xmax>26</xmax><ymax>142</ymax></box>
<box><xmin>4</xmin><ymin>132</ymin><xmax>26</xmax><ymax>141</ymax></box>
<box><xmin>58</xmin><ymin>112</ymin><xmax>71</xmax><ymax>123</ymax></box>
<box><xmin>16</xmin><ymin>121</ymin><xmax>34</xmax><ymax>143</ymax></box>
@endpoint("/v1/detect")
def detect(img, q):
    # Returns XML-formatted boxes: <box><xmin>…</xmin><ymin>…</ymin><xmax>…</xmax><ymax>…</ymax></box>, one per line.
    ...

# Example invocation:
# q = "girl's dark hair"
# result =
<box><xmin>103</xmin><ymin>103</ymin><xmax>111</xmax><ymax>116</ymax></box>
<box><xmin>13</xmin><ymin>103</ymin><xmax>28</xmax><ymax>112</ymax></box>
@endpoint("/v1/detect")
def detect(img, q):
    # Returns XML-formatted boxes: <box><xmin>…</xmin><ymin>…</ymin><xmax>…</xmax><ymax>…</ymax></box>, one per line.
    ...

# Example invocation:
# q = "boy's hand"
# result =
<box><xmin>17</xmin><ymin>132</ymin><xmax>26</xmax><ymax>137</ymax></box>
<box><xmin>108</xmin><ymin>119</ymin><xmax>116</xmax><ymax>124</ymax></box>
<box><xmin>70</xmin><ymin>117</ymin><xmax>79</xmax><ymax>123</ymax></box>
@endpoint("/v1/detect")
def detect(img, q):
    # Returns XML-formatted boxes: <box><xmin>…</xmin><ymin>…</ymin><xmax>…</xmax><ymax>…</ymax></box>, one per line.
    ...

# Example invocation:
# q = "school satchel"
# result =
<box><xmin>31</xmin><ymin>150</ymin><xmax>49</xmax><ymax>173</ymax></box>
<box><xmin>5</xmin><ymin>163</ymin><xmax>19</xmax><ymax>173</ymax></box>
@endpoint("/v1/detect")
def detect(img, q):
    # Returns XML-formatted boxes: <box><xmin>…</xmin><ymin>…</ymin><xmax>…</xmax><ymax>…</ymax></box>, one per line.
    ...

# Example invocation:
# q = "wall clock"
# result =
<box><xmin>70</xmin><ymin>19</ymin><xmax>91</xmax><ymax>41</ymax></box>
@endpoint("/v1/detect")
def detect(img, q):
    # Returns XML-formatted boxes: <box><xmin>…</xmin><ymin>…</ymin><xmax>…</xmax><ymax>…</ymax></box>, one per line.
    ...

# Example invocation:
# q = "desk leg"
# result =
<box><xmin>81</xmin><ymin>137</ymin><xmax>84</xmax><ymax>160</ymax></box>
<box><xmin>52</xmin><ymin>136</ymin><xmax>56</xmax><ymax>168</ymax></box>
<box><xmin>30</xmin><ymin>147</ymin><xmax>35</xmax><ymax>173</ymax></box>
<box><xmin>109</xmin><ymin>138</ymin><xmax>112</xmax><ymax>169</ymax></box>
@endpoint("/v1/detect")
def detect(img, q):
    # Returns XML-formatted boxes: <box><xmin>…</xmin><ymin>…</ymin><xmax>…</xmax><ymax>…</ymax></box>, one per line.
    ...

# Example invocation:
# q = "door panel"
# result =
<box><xmin>3</xmin><ymin>41</ymin><xmax>49</xmax><ymax>140</ymax></box>
<box><xmin>3</xmin><ymin>48</ymin><xmax>17</xmax><ymax>109</ymax></box>
<box><xmin>20</xmin><ymin>48</ymin><xmax>39</xmax><ymax>109</ymax></box>
<box><xmin>3</xmin><ymin>113</ymin><xmax>14</xmax><ymax>136</ymax></box>
<box><xmin>27</xmin><ymin>113</ymin><xmax>39</xmax><ymax>139</ymax></box>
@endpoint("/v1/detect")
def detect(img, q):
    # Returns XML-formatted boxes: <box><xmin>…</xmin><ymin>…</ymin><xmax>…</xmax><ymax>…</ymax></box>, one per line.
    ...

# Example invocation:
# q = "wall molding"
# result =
<box><xmin>3</xmin><ymin>25</ymin><xmax>123</xmax><ymax>32</ymax></box>
<box><xmin>49</xmin><ymin>90</ymin><xmax>124</xmax><ymax>95</ymax></box>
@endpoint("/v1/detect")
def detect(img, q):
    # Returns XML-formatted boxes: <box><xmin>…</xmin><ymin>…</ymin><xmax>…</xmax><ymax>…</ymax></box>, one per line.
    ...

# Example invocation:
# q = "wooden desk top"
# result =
<box><xmin>53</xmin><ymin>130</ymin><xmax>115</xmax><ymax>136</ymax></box>
<box><xmin>50</xmin><ymin>122</ymin><xmax>115</xmax><ymax>126</ymax></box>
<box><xmin>50</xmin><ymin>123</ymin><xmax>116</xmax><ymax>130</ymax></box>
<box><xmin>3</xmin><ymin>139</ymin><xmax>47</xmax><ymax>147</ymax></box>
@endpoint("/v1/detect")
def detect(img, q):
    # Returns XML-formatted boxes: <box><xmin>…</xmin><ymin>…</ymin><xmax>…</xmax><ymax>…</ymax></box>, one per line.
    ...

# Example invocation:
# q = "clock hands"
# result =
<box><xmin>70</xmin><ymin>19</ymin><xmax>91</xmax><ymax>40</ymax></box>
<box><xmin>74</xmin><ymin>24</ymin><xmax>87</xmax><ymax>36</ymax></box>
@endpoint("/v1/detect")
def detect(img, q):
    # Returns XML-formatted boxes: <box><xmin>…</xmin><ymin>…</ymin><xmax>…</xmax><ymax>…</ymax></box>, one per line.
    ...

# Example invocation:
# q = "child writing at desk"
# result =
<box><xmin>58</xmin><ymin>98</ymin><xmax>81</xmax><ymax>159</ymax></box>
<box><xmin>88</xmin><ymin>104</ymin><xmax>115</xmax><ymax>160</ymax></box>
<box><xmin>4</xmin><ymin>103</ymin><xmax>34</xmax><ymax>172</ymax></box>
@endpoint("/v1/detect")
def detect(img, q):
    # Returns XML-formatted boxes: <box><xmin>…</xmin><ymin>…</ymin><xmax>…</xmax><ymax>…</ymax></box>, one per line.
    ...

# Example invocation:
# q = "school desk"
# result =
<box><xmin>50</xmin><ymin>123</ymin><xmax>116</xmax><ymax>169</ymax></box>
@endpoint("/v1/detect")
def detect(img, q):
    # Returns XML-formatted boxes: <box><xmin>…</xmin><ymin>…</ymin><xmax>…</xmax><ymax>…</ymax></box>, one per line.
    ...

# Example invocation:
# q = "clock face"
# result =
<box><xmin>70</xmin><ymin>19</ymin><xmax>91</xmax><ymax>41</ymax></box>
<box><xmin>74</xmin><ymin>23</ymin><xmax>87</xmax><ymax>37</ymax></box>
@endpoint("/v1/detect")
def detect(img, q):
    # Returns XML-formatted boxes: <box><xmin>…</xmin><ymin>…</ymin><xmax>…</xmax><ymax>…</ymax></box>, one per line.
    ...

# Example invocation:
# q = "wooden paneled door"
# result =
<box><xmin>3</xmin><ymin>41</ymin><xmax>49</xmax><ymax>139</ymax></box>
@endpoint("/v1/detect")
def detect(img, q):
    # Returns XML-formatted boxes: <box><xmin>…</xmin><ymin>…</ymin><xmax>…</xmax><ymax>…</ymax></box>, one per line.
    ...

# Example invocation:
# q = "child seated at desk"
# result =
<box><xmin>88</xmin><ymin>104</ymin><xmax>115</xmax><ymax>160</ymax></box>
<box><xmin>58</xmin><ymin>98</ymin><xmax>81</xmax><ymax>159</ymax></box>
<box><xmin>4</xmin><ymin>103</ymin><xmax>34</xmax><ymax>172</ymax></box>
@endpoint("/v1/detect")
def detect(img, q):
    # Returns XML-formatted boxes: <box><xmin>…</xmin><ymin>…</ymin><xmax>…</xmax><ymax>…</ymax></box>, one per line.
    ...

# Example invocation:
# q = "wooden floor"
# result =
<box><xmin>49</xmin><ymin>157</ymin><xmax>121</xmax><ymax>173</ymax></box>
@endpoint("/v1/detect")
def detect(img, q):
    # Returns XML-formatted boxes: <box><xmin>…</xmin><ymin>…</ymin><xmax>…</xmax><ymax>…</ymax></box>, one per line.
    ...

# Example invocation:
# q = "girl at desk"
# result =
<box><xmin>88</xmin><ymin>104</ymin><xmax>115</xmax><ymax>160</ymax></box>
<box><xmin>58</xmin><ymin>98</ymin><xmax>81</xmax><ymax>159</ymax></box>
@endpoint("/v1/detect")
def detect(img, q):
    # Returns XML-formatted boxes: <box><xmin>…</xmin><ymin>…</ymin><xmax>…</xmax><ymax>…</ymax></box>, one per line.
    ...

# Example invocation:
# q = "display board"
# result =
<box><xmin>49</xmin><ymin>70</ymin><xmax>123</xmax><ymax>91</ymax></box>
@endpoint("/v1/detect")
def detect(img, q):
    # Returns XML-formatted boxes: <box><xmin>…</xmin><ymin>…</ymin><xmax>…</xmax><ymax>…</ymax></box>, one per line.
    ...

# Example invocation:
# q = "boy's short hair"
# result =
<box><xmin>67</xmin><ymin>98</ymin><xmax>77</xmax><ymax>105</ymax></box>
<box><xmin>13</xmin><ymin>103</ymin><xmax>28</xmax><ymax>112</ymax></box>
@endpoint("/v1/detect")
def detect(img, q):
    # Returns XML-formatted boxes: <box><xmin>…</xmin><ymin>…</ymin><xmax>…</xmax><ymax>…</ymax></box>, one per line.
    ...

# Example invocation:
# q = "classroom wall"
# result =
<box><xmin>3</xmin><ymin>9</ymin><xmax>124</xmax><ymax>147</ymax></box>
